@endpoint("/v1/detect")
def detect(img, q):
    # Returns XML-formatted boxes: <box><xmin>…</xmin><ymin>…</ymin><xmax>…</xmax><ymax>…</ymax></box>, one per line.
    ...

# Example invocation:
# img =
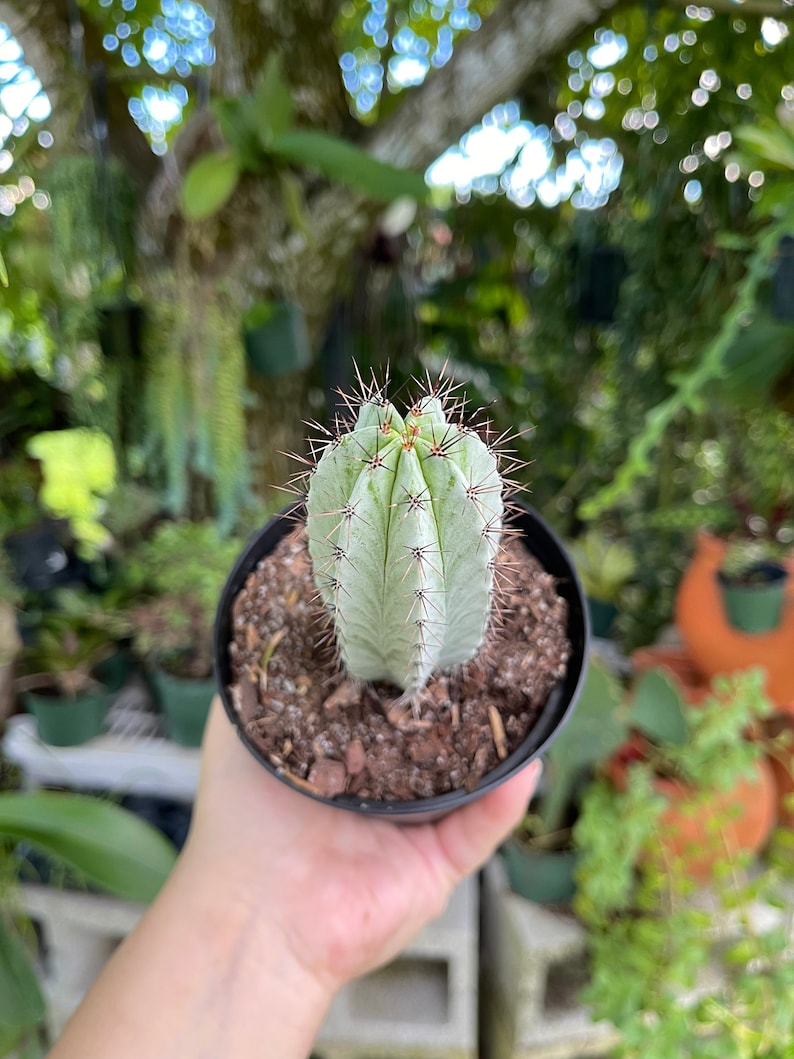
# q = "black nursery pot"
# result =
<box><xmin>214</xmin><ymin>500</ymin><xmax>590</xmax><ymax>823</ymax></box>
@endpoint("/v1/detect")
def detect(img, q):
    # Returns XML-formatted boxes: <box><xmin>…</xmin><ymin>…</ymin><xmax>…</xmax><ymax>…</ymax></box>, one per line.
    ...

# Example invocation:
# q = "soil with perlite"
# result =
<box><xmin>227</xmin><ymin>525</ymin><xmax>571</xmax><ymax>802</ymax></box>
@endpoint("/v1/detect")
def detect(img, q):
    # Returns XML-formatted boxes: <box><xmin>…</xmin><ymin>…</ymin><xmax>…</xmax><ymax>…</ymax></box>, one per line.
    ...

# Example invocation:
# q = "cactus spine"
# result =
<box><xmin>306</xmin><ymin>375</ymin><xmax>504</xmax><ymax>695</ymax></box>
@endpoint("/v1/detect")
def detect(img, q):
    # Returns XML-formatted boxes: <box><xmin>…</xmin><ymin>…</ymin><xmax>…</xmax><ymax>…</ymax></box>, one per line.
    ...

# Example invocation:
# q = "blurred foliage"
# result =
<box><xmin>0</xmin><ymin>1</ymin><xmax>792</xmax><ymax>647</ymax></box>
<box><xmin>143</xmin><ymin>272</ymin><xmax>248</xmax><ymax>534</ymax></box>
<box><xmin>574</xmin><ymin>669</ymin><xmax>794</xmax><ymax>1059</ymax></box>
<box><xmin>25</xmin><ymin>429</ymin><xmax>117</xmax><ymax>559</ymax></box>
<box><xmin>121</xmin><ymin>520</ymin><xmax>243</xmax><ymax>677</ymax></box>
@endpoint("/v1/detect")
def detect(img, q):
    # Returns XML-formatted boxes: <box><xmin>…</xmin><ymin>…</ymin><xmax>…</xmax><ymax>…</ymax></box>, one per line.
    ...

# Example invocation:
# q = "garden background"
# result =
<box><xmin>2</xmin><ymin>0</ymin><xmax>794</xmax><ymax>1056</ymax></box>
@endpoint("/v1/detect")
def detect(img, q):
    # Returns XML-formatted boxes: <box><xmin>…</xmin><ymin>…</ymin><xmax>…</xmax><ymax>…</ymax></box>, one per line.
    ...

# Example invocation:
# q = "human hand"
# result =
<box><xmin>50</xmin><ymin>696</ymin><xmax>540</xmax><ymax>1059</ymax></box>
<box><xmin>184</xmin><ymin>696</ymin><xmax>541</xmax><ymax>994</ymax></box>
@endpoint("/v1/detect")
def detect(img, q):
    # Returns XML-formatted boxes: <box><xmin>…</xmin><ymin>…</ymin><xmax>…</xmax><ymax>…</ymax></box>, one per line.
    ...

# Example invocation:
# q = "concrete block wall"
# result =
<box><xmin>22</xmin><ymin>885</ymin><xmax>144</xmax><ymax>1039</ymax></box>
<box><xmin>23</xmin><ymin>873</ymin><xmax>478</xmax><ymax>1059</ymax></box>
<box><xmin>315</xmin><ymin>873</ymin><xmax>478</xmax><ymax>1059</ymax></box>
<box><xmin>480</xmin><ymin>857</ymin><xmax>618</xmax><ymax>1059</ymax></box>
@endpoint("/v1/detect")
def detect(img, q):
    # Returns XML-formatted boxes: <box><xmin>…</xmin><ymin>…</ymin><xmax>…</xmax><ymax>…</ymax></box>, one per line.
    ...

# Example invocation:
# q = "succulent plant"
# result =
<box><xmin>305</xmin><ymin>372</ymin><xmax>507</xmax><ymax>696</ymax></box>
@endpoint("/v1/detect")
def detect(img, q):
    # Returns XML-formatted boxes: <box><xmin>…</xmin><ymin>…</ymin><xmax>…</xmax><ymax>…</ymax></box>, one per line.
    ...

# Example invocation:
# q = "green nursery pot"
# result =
<box><xmin>149</xmin><ymin>669</ymin><xmax>214</xmax><ymax>748</ymax></box>
<box><xmin>24</xmin><ymin>687</ymin><xmax>109</xmax><ymax>747</ymax></box>
<box><xmin>500</xmin><ymin>838</ymin><xmax>579</xmax><ymax>905</ymax></box>
<box><xmin>586</xmin><ymin>598</ymin><xmax>618</xmax><ymax>639</ymax></box>
<box><xmin>717</xmin><ymin>564</ymin><xmax>788</xmax><ymax>635</ymax></box>
<box><xmin>92</xmin><ymin>646</ymin><xmax>135</xmax><ymax>694</ymax></box>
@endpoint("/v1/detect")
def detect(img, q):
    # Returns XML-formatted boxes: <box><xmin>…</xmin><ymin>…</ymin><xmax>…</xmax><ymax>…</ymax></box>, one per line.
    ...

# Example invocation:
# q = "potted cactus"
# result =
<box><xmin>215</xmin><ymin>369</ymin><xmax>589</xmax><ymax>819</ymax></box>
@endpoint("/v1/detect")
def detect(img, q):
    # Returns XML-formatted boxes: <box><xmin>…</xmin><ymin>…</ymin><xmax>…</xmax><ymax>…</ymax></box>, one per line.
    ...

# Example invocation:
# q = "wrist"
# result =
<box><xmin>174</xmin><ymin>839</ymin><xmax>340</xmax><ymax>1003</ymax></box>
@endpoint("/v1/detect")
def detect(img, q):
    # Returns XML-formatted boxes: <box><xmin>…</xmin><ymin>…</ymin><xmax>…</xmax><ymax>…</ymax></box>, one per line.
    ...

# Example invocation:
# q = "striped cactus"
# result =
<box><xmin>305</xmin><ymin>372</ymin><xmax>506</xmax><ymax>695</ymax></box>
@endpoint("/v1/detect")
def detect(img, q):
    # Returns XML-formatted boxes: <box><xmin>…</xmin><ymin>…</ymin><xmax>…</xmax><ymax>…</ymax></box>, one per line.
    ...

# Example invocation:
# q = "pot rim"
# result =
<box><xmin>213</xmin><ymin>499</ymin><xmax>590</xmax><ymax>821</ymax></box>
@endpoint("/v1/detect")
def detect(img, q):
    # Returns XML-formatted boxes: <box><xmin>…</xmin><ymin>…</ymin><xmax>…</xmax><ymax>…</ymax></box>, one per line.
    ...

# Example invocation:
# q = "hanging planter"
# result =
<box><xmin>242</xmin><ymin>300</ymin><xmax>311</xmax><ymax>378</ymax></box>
<box><xmin>98</xmin><ymin>300</ymin><xmax>145</xmax><ymax>362</ymax></box>
<box><xmin>571</xmin><ymin>242</ymin><xmax>627</xmax><ymax>325</ymax></box>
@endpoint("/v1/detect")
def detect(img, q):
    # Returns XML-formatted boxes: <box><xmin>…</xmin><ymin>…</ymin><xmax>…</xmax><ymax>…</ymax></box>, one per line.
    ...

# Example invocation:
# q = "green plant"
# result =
<box><xmin>517</xmin><ymin>660</ymin><xmax>687</xmax><ymax>850</ymax></box>
<box><xmin>568</xmin><ymin>529</ymin><xmax>637</xmax><ymax>605</ymax></box>
<box><xmin>25</xmin><ymin>429</ymin><xmax>117</xmax><ymax>558</ymax></box>
<box><xmin>721</xmin><ymin>537</ymin><xmax>787</xmax><ymax>583</ymax></box>
<box><xmin>144</xmin><ymin>273</ymin><xmax>248</xmax><ymax>533</ymax></box>
<box><xmin>181</xmin><ymin>53</ymin><xmax>426</xmax><ymax>222</ymax></box>
<box><xmin>124</xmin><ymin>520</ymin><xmax>244</xmax><ymax>678</ymax></box>
<box><xmin>573</xmin><ymin>669</ymin><xmax>789</xmax><ymax>1059</ymax></box>
<box><xmin>305</xmin><ymin>371</ymin><xmax>506</xmax><ymax>695</ymax></box>
<box><xmin>0</xmin><ymin>789</ymin><xmax>177</xmax><ymax>1054</ymax></box>
<box><xmin>15</xmin><ymin>589</ymin><xmax>130</xmax><ymax>698</ymax></box>
<box><xmin>0</xmin><ymin>458</ymin><xmax>42</xmax><ymax>541</ymax></box>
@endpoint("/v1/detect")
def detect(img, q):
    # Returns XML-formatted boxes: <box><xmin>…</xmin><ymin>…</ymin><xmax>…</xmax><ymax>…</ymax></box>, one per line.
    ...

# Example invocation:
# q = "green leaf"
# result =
<box><xmin>0</xmin><ymin>249</ymin><xmax>7</xmax><ymax>288</ymax></box>
<box><xmin>0</xmin><ymin>792</ymin><xmax>177</xmax><ymax>902</ymax></box>
<box><xmin>255</xmin><ymin>52</ymin><xmax>295</xmax><ymax>146</ymax></box>
<box><xmin>0</xmin><ymin>914</ymin><xmax>45</xmax><ymax>1033</ymax></box>
<box><xmin>181</xmin><ymin>150</ymin><xmax>241</xmax><ymax>222</ymax></box>
<box><xmin>629</xmin><ymin>670</ymin><xmax>689</xmax><ymax>746</ymax></box>
<box><xmin>278</xmin><ymin>171</ymin><xmax>311</xmax><ymax>237</ymax></box>
<box><xmin>735</xmin><ymin>123</ymin><xmax>794</xmax><ymax>171</ymax></box>
<box><xmin>540</xmin><ymin>661</ymin><xmax>626</xmax><ymax>833</ymax></box>
<box><xmin>271</xmin><ymin>130</ymin><xmax>427</xmax><ymax>202</ymax></box>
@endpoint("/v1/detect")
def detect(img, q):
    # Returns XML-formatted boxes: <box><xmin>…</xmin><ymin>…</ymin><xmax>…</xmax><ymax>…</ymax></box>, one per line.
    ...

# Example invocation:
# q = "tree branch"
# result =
<box><xmin>367</xmin><ymin>0</ymin><xmax>628</xmax><ymax>170</ymax></box>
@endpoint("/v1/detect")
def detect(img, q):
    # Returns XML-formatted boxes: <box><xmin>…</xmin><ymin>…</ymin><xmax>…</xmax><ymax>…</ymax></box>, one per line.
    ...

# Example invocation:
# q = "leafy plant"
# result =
<box><xmin>143</xmin><ymin>272</ymin><xmax>248</xmax><ymax>533</ymax></box>
<box><xmin>0</xmin><ymin>458</ymin><xmax>41</xmax><ymax>540</ymax></box>
<box><xmin>25</xmin><ymin>429</ymin><xmax>117</xmax><ymax>559</ymax></box>
<box><xmin>181</xmin><ymin>53</ymin><xmax>427</xmax><ymax>222</ymax></box>
<box><xmin>305</xmin><ymin>370</ymin><xmax>505</xmax><ymax>695</ymax></box>
<box><xmin>574</xmin><ymin>669</ymin><xmax>787</xmax><ymax>1059</ymax></box>
<box><xmin>15</xmin><ymin>588</ymin><xmax>130</xmax><ymax>698</ymax></box>
<box><xmin>721</xmin><ymin>537</ymin><xmax>788</xmax><ymax>583</ymax></box>
<box><xmin>517</xmin><ymin>660</ymin><xmax>687</xmax><ymax>849</ymax></box>
<box><xmin>123</xmin><ymin>520</ymin><xmax>243</xmax><ymax>678</ymax></box>
<box><xmin>568</xmin><ymin>529</ymin><xmax>637</xmax><ymax>605</ymax></box>
<box><xmin>0</xmin><ymin>789</ymin><xmax>177</xmax><ymax>1054</ymax></box>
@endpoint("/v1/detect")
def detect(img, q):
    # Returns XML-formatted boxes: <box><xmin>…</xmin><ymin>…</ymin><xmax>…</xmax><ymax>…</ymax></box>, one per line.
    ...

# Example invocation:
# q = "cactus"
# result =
<box><xmin>305</xmin><ymin>372</ymin><xmax>505</xmax><ymax>696</ymax></box>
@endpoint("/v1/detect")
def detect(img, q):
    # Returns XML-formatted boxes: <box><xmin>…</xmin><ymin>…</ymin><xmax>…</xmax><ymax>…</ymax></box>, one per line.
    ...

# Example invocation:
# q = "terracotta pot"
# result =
<box><xmin>765</xmin><ymin>713</ymin><xmax>794</xmax><ymax>829</ymax></box>
<box><xmin>631</xmin><ymin>644</ymin><xmax>710</xmax><ymax>706</ymax></box>
<box><xmin>675</xmin><ymin>531</ymin><xmax>794</xmax><ymax>707</ymax></box>
<box><xmin>608</xmin><ymin>749</ymin><xmax>776</xmax><ymax>881</ymax></box>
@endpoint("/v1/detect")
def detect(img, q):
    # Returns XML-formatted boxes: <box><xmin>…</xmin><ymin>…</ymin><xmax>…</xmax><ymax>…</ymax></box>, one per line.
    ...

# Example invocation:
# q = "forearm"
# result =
<box><xmin>49</xmin><ymin>850</ymin><xmax>335</xmax><ymax>1059</ymax></box>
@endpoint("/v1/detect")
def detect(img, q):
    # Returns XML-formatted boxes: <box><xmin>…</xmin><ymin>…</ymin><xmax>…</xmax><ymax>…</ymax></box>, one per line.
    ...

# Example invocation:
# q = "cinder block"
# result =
<box><xmin>480</xmin><ymin>857</ymin><xmax>618</xmax><ymax>1059</ymax></box>
<box><xmin>314</xmin><ymin>874</ymin><xmax>478</xmax><ymax>1059</ymax></box>
<box><xmin>22</xmin><ymin>874</ymin><xmax>478</xmax><ymax>1059</ymax></box>
<box><xmin>21</xmin><ymin>885</ymin><xmax>144</xmax><ymax>1038</ymax></box>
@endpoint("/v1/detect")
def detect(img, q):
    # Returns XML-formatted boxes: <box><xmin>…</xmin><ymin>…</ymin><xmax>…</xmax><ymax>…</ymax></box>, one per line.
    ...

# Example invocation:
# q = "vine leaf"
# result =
<box><xmin>181</xmin><ymin>150</ymin><xmax>241</xmax><ymax>222</ymax></box>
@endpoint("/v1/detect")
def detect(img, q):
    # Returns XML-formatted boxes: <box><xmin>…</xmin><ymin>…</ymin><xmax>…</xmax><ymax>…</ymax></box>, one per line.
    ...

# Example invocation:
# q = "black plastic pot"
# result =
<box><xmin>214</xmin><ymin>501</ymin><xmax>590</xmax><ymax>822</ymax></box>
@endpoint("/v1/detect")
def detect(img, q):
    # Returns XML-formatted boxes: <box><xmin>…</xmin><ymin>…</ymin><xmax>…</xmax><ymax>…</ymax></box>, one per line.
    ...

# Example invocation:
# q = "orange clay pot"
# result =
<box><xmin>631</xmin><ymin>644</ymin><xmax>711</xmax><ymax>706</ymax></box>
<box><xmin>653</xmin><ymin>759</ymin><xmax>776</xmax><ymax>880</ymax></box>
<box><xmin>675</xmin><ymin>531</ymin><xmax>794</xmax><ymax>709</ymax></box>
<box><xmin>608</xmin><ymin>745</ymin><xmax>777</xmax><ymax>881</ymax></box>
<box><xmin>765</xmin><ymin>713</ymin><xmax>794</xmax><ymax>830</ymax></box>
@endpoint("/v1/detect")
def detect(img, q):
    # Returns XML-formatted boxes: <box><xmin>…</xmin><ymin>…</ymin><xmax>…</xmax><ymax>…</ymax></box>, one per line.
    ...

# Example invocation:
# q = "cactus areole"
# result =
<box><xmin>306</xmin><ymin>386</ymin><xmax>503</xmax><ymax>696</ymax></box>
